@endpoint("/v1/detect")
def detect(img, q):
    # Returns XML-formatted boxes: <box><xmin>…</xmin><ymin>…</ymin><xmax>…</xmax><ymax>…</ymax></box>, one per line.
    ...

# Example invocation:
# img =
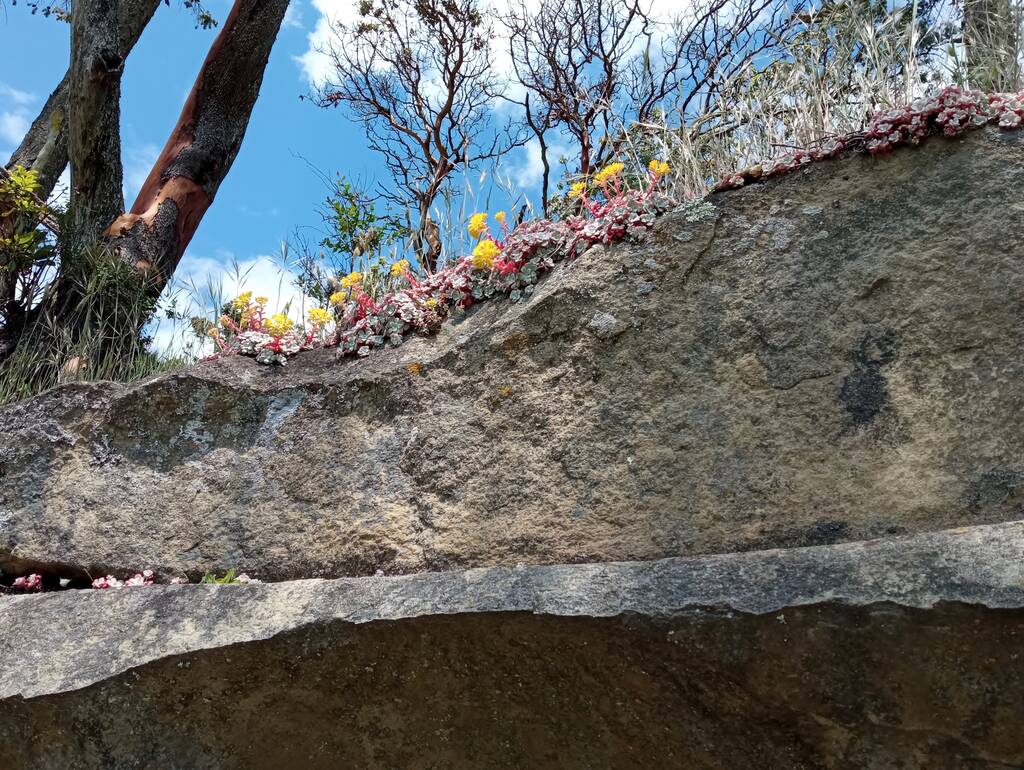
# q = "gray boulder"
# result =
<box><xmin>3</xmin><ymin>129</ymin><xmax>1023</xmax><ymax>582</ymax></box>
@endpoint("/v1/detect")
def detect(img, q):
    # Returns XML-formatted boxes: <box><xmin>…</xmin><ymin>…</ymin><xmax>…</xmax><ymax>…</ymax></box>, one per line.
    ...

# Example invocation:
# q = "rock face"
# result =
<box><xmin>3</xmin><ymin>129</ymin><xmax>1024</xmax><ymax>769</ymax></box>
<box><xmin>3</xmin><ymin>130</ymin><xmax>1024</xmax><ymax>581</ymax></box>
<box><xmin>2</xmin><ymin>522</ymin><xmax>1024</xmax><ymax>769</ymax></box>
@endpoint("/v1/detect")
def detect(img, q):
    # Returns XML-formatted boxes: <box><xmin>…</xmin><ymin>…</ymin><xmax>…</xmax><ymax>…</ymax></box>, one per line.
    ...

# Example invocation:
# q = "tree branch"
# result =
<box><xmin>6</xmin><ymin>0</ymin><xmax>161</xmax><ymax>202</ymax></box>
<box><xmin>106</xmin><ymin>0</ymin><xmax>291</xmax><ymax>294</ymax></box>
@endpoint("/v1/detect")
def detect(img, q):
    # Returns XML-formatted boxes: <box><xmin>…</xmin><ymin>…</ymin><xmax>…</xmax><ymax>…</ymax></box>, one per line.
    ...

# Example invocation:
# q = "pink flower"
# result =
<box><xmin>12</xmin><ymin>573</ymin><xmax>42</xmax><ymax>592</ymax></box>
<box><xmin>124</xmin><ymin>570</ymin><xmax>155</xmax><ymax>587</ymax></box>
<box><xmin>89</xmin><ymin>568</ymin><xmax>161</xmax><ymax>589</ymax></box>
<box><xmin>236</xmin><ymin>573</ymin><xmax>261</xmax><ymax>584</ymax></box>
<box><xmin>91</xmin><ymin>575</ymin><xmax>124</xmax><ymax>589</ymax></box>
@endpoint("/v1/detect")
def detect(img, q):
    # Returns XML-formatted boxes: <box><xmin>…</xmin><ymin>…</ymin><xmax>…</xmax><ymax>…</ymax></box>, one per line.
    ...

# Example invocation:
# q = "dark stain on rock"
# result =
<box><xmin>840</xmin><ymin>367</ymin><xmax>888</xmax><ymax>425</ymax></box>
<box><xmin>803</xmin><ymin>521</ymin><xmax>851</xmax><ymax>546</ymax></box>
<box><xmin>840</xmin><ymin>329</ymin><xmax>898</xmax><ymax>427</ymax></box>
<box><xmin>963</xmin><ymin>469</ymin><xmax>1023</xmax><ymax>513</ymax></box>
<box><xmin>777</xmin><ymin>520</ymin><xmax>851</xmax><ymax>548</ymax></box>
<box><xmin>746</xmin><ymin>521</ymin><xmax>851</xmax><ymax>551</ymax></box>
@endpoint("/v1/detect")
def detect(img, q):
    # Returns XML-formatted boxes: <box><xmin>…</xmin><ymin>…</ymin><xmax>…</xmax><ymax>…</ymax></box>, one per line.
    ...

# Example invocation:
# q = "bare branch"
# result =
<box><xmin>311</xmin><ymin>0</ymin><xmax>523</xmax><ymax>270</ymax></box>
<box><xmin>501</xmin><ymin>0</ymin><xmax>798</xmax><ymax>202</ymax></box>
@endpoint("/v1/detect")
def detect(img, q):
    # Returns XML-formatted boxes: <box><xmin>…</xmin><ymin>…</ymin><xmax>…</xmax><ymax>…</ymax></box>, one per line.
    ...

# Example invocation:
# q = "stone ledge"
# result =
<box><xmin>3</xmin><ymin>519</ymin><xmax>1022</xmax><ymax>701</ymax></box>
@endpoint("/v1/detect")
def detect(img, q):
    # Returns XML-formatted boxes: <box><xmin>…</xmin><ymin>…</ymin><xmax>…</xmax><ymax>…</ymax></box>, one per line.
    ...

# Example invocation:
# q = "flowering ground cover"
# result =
<box><xmin>204</xmin><ymin>157</ymin><xmax>677</xmax><ymax>365</ymax></box>
<box><xmin>2</xmin><ymin>570</ymin><xmax>259</xmax><ymax>594</ymax></box>
<box><xmin>204</xmin><ymin>87</ymin><xmax>1024</xmax><ymax>369</ymax></box>
<box><xmin>714</xmin><ymin>87</ymin><xmax>1024</xmax><ymax>190</ymax></box>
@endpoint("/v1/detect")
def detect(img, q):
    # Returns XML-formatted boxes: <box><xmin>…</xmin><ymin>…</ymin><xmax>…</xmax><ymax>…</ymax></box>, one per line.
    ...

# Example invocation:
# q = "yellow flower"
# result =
<box><xmin>593</xmin><ymin>162</ymin><xmax>625</xmax><ymax>187</ymax></box>
<box><xmin>207</xmin><ymin>327</ymin><xmax>219</xmax><ymax>338</ymax></box>
<box><xmin>390</xmin><ymin>259</ymin><xmax>411</xmax><ymax>278</ymax></box>
<box><xmin>424</xmin><ymin>297</ymin><xmax>438</xmax><ymax>307</ymax></box>
<box><xmin>329</xmin><ymin>291</ymin><xmax>346</xmax><ymax>306</ymax></box>
<box><xmin>494</xmin><ymin>210</ymin><xmax>507</xmax><ymax>225</ymax></box>
<box><xmin>339</xmin><ymin>271</ymin><xmax>362</xmax><ymax>289</ymax></box>
<box><xmin>255</xmin><ymin>296</ymin><xmax>269</xmax><ymax>306</ymax></box>
<box><xmin>568</xmin><ymin>181</ymin><xmax>587</xmax><ymax>199</ymax></box>
<box><xmin>648</xmin><ymin>159</ymin><xmax>671</xmax><ymax>177</ymax></box>
<box><xmin>467</xmin><ymin>212</ymin><xmax>488</xmax><ymax>240</ymax></box>
<box><xmin>308</xmin><ymin>307</ymin><xmax>331</xmax><ymax>327</ymax></box>
<box><xmin>231</xmin><ymin>291</ymin><xmax>253</xmax><ymax>311</ymax></box>
<box><xmin>471</xmin><ymin>239</ymin><xmax>500</xmax><ymax>271</ymax></box>
<box><xmin>264</xmin><ymin>312</ymin><xmax>293</xmax><ymax>337</ymax></box>
<box><xmin>219</xmin><ymin>314</ymin><xmax>233</xmax><ymax>329</ymax></box>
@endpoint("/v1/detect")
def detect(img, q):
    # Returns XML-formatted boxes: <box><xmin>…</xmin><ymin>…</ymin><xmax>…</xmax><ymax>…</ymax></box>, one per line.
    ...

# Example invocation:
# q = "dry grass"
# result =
<box><xmin>606</xmin><ymin>0</ymin><xmax>989</xmax><ymax>201</ymax></box>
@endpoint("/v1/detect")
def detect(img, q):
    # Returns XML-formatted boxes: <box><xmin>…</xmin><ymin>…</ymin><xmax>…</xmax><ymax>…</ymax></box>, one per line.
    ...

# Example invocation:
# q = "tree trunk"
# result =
<box><xmin>411</xmin><ymin>198</ymin><xmax>444</xmax><ymax>273</ymax></box>
<box><xmin>69</xmin><ymin>0</ymin><xmax>129</xmax><ymax>237</ymax></box>
<box><xmin>1</xmin><ymin>0</ymin><xmax>289</xmax><ymax>394</ymax></box>
<box><xmin>524</xmin><ymin>96</ymin><xmax>551</xmax><ymax>217</ymax></box>
<box><xmin>0</xmin><ymin>0</ymin><xmax>160</xmax><ymax>375</ymax></box>
<box><xmin>106</xmin><ymin>0</ymin><xmax>291</xmax><ymax>296</ymax></box>
<box><xmin>6</xmin><ymin>0</ymin><xmax>160</xmax><ymax>202</ymax></box>
<box><xmin>580</xmin><ymin>131</ymin><xmax>592</xmax><ymax>177</ymax></box>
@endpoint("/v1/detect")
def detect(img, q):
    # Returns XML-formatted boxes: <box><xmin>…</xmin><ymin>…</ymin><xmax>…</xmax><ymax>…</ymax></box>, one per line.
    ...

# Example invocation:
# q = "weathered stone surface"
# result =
<box><xmin>2</xmin><ymin>522</ymin><xmax>1023</xmax><ymax>768</ymax></box>
<box><xmin>3</xmin><ymin>129</ymin><xmax>1024</xmax><ymax>581</ymax></box>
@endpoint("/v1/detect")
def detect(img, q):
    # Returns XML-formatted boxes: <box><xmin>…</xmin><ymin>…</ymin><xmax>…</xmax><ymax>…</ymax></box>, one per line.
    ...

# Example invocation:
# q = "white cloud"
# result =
<box><xmin>283</xmin><ymin>1</ymin><xmax>304</xmax><ymax>29</ymax></box>
<box><xmin>646</xmin><ymin>0</ymin><xmax>693</xmax><ymax>22</ymax></box>
<box><xmin>0</xmin><ymin>80</ymin><xmax>36</xmax><ymax>150</ymax></box>
<box><xmin>297</xmin><ymin>0</ymin><xmax>689</xmax><ymax>96</ymax></box>
<box><xmin>0</xmin><ymin>82</ymin><xmax>35</xmax><ymax>106</ymax></box>
<box><xmin>123</xmin><ymin>143</ymin><xmax>161</xmax><ymax>203</ymax></box>
<box><xmin>501</xmin><ymin>136</ymin><xmax>573</xmax><ymax>192</ymax></box>
<box><xmin>0</xmin><ymin>111</ymin><xmax>30</xmax><ymax>146</ymax></box>
<box><xmin>299</xmin><ymin>0</ymin><xmax>524</xmax><ymax>90</ymax></box>
<box><xmin>296</xmin><ymin>0</ymin><xmax>362</xmax><ymax>85</ymax></box>
<box><xmin>146</xmin><ymin>315</ymin><xmax>199</xmax><ymax>359</ymax></box>
<box><xmin>172</xmin><ymin>252</ymin><xmax>311</xmax><ymax>318</ymax></box>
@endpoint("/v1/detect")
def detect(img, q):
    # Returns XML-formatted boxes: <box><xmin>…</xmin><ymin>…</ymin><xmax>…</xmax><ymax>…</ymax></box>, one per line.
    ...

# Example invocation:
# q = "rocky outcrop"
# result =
<box><xmin>3</xmin><ymin>129</ymin><xmax>1024</xmax><ymax>582</ymax></box>
<box><xmin>3</xmin><ymin>128</ymin><xmax>1024</xmax><ymax>769</ymax></box>
<box><xmin>2</xmin><ymin>522</ymin><xmax>1023</xmax><ymax>769</ymax></box>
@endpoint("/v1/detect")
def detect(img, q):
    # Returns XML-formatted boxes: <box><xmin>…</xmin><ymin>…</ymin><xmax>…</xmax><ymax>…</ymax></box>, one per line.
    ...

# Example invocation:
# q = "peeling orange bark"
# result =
<box><xmin>105</xmin><ymin>0</ymin><xmax>290</xmax><ymax>295</ymax></box>
<box><xmin>119</xmin><ymin>0</ymin><xmax>245</xmax><ymax>255</ymax></box>
<box><xmin>106</xmin><ymin>177</ymin><xmax>211</xmax><ymax>252</ymax></box>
